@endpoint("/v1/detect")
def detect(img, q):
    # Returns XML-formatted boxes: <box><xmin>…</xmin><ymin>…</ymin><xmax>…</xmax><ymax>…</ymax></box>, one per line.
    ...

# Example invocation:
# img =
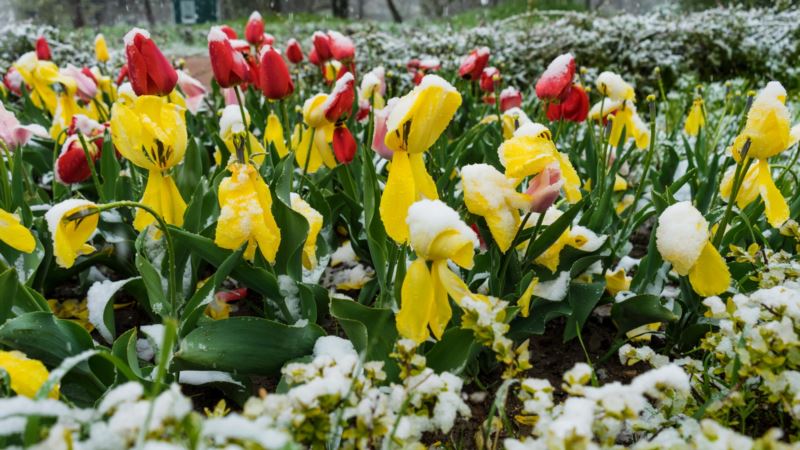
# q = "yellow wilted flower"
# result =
<box><xmin>379</xmin><ymin>75</ymin><xmax>462</xmax><ymax>243</ymax></box>
<box><xmin>219</xmin><ymin>105</ymin><xmax>264</xmax><ymax>165</ymax></box>
<box><xmin>14</xmin><ymin>52</ymin><xmax>76</xmax><ymax>114</ymax></box>
<box><xmin>398</xmin><ymin>199</ymin><xmax>478</xmax><ymax>344</ymax></box>
<box><xmin>605</xmin><ymin>268</ymin><xmax>631</xmax><ymax>296</ymax></box>
<box><xmin>721</xmin><ymin>81</ymin><xmax>800</xmax><ymax>228</ymax></box>
<box><xmin>44</xmin><ymin>199</ymin><xmax>98</xmax><ymax>269</ymax></box>
<box><xmin>214</xmin><ymin>163</ymin><xmax>281</xmax><ymax>263</ymax></box>
<box><xmin>290</xmin><ymin>193</ymin><xmax>323</xmax><ymax>269</ymax></box>
<box><xmin>684</xmin><ymin>98</ymin><xmax>705</xmax><ymax>136</ymax></box>
<box><xmin>498</xmin><ymin>123</ymin><xmax>582</xmax><ymax>203</ymax></box>
<box><xmin>48</xmin><ymin>298</ymin><xmax>93</xmax><ymax>331</ymax></box>
<box><xmin>589</xmin><ymin>99</ymin><xmax>650</xmax><ymax>150</ymax></box>
<box><xmin>0</xmin><ymin>350</ymin><xmax>58</xmax><ymax>398</ymax></box>
<box><xmin>460</xmin><ymin>163</ymin><xmax>530</xmax><ymax>253</ymax></box>
<box><xmin>596</xmin><ymin>71</ymin><xmax>635</xmax><ymax>102</ymax></box>
<box><xmin>94</xmin><ymin>34</ymin><xmax>109</xmax><ymax>63</ymax></box>
<box><xmin>517</xmin><ymin>209</ymin><xmax>605</xmax><ymax>273</ymax></box>
<box><xmin>265</xmin><ymin>112</ymin><xmax>287</xmax><ymax>157</ymax></box>
<box><xmin>50</xmin><ymin>90</ymin><xmax>85</xmax><ymax>142</ymax></box>
<box><xmin>656</xmin><ymin>201</ymin><xmax>730</xmax><ymax>296</ymax></box>
<box><xmin>0</xmin><ymin>208</ymin><xmax>35</xmax><ymax>253</ymax></box>
<box><xmin>110</xmin><ymin>94</ymin><xmax>187</xmax><ymax>230</ymax></box>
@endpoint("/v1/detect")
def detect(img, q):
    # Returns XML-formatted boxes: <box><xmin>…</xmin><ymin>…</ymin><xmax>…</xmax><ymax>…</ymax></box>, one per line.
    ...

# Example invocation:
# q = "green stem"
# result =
<box><xmin>713</xmin><ymin>140</ymin><xmax>753</xmax><ymax>250</ymax></box>
<box><xmin>77</xmin><ymin>133</ymin><xmax>105</xmax><ymax>202</ymax></box>
<box><xmin>233</xmin><ymin>85</ymin><xmax>253</xmax><ymax>161</ymax></box>
<box><xmin>298</xmin><ymin>126</ymin><xmax>315</xmax><ymax>196</ymax></box>
<box><xmin>496</xmin><ymin>211</ymin><xmax>533</xmax><ymax>296</ymax></box>
<box><xmin>522</xmin><ymin>211</ymin><xmax>548</xmax><ymax>269</ymax></box>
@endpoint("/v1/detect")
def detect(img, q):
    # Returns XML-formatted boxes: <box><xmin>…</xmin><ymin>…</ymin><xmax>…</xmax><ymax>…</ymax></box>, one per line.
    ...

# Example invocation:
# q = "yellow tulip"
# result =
<box><xmin>44</xmin><ymin>199</ymin><xmax>98</xmax><ymax>269</ymax></box>
<box><xmin>291</xmin><ymin>123</ymin><xmax>335</xmax><ymax>174</ymax></box>
<box><xmin>460</xmin><ymin>163</ymin><xmax>530</xmax><ymax>253</ymax></box>
<box><xmin>605</xmin><ymin>268</ymin><xmax>631</xmax><ymax>296</ymax></box>
<box><xmin>110</xmin><ymin>94</ymin><xmax>187</xmax><ymax>230</ymax></box>
<box><xmin>0</xmin><ymin>350</ymin><xmax>58</xmax><ymax>398</ymax></box>
<box><xmin>380</xmin><ymin>75</ymin><xmax>462</xmax><ymax>243</ymax></box>
<box><xmin>684</xmin><ymin>98</ymin><xmax>705</xmax><ymax>136</ymax></box>
<box><xmin>498</xmin><ymin>123</ymin><xmax>582</xmax><ymax>203</ymax></box>
<box><xmin>0</xmin><ymin>208</ymin><xmax>36</xmax><ymax>253</ymax></box>
<box><xmin>14</xmin><ymin>52</ymin><xmax>76</xmax><ymax>114</ymax></box>
<box><xmin>215</xmin><ymin>163</ymin><xmax>281</xmax><ymax>263</ymax></box>
<box><xmin>50</xmin><ymin>92</ymin><xmax>85</xmax><ymax>142</ymax></box>
<box><xmin>656</xmin><ymin>201</ymin><xmax>730</xmax><ymax>296</ymax></box>
<box><xmin>722</xmin><ymin>81</ymin><xmax>800</xmax><ymax>228</ymax></box>
<box><xmin>94</xmin><ymin>34</ymin><xmax>109</xmax><ymax>63</ymax></box>
<box><xmin>219</xmin><ymin>105</ymin><xmax>264</xmax><ymax>165</ymax></box>
<box><xmin>397</xmin><ymin>199</ymin><xmax>478</xmax><ymax>344</ymax></box>
<box><xmin>596</xmin><ymin>71</ymin><xmax>635</xmax><ymax>102</ymax></box>
<box><xmin>589</xmin><ymin>100</ymin><xmax>650</xmax><ymax>150</ymax></box>
<box><xmin>265</xmin><ymin>112</ymin><xmax>288</xmax><ymax>158</ymax></box>
<box><xmin>290</xmin><ymin>193</ymin><xmax>323</xmax><ymax>269</ymax></box>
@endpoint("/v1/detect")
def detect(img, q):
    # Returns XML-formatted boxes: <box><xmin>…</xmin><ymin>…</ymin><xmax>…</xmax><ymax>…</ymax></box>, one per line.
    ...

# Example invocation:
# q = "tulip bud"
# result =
<box><xmin>208</xmin><ymin>26</ymin><xmax>250</xmax><ymax>88</ymax></box>
<box><xmin>3</xmin><ymin>67</ymin><xmax>24</xmax><ymax>96</ymax></box>
<box><xmin>328</xmin><ymin>30</ymin><xmax>355</xmax><ymax>62</ymax></box>
<box><xmin>259</xmin><ymin>45</ymin><xmax>294</xmax><ymax>100</ymax></box>
<box><xmin>124</xmin><ymin>28</ymin><xmax>178</xmax><ymax>96</ymax></box>
<box><xmin>333</xmin><ymin>125</ymin><xmax>357</xmax><ymax>164</ymax></box>
<box><xmin>308</xmin><ymin>48</ymin><xmax>321</xmax><ymax>66</ymax></box>
<box><xmin>55</xmin><ymin>135</ymin><xmax>102</xmax><ymax>185</ymax></box>
<box><xmin>262</xmin><ymin>33</ymin><xmax>275</xmax><ymax>46</ymax></box>
<box><xmin>219</xmin><ymin>25</ymin><xmax>238</xmax><ymax>40</ymax></box>
<box><xmin>35</xmin><ymin>36</ymin><xmax>51</xmax><ymax>60</ymax></box>
<box><xmin>245</xmin><ymin>11</ymin><xmax>264</xmax><ymax>45</ymax></box>
<box><xmin>286</xmin><ymin>38</ymin><xmax>304</xmax><ymax>64</ymax></box>
<box><xmin>525</xmin><ymin>164</ymin><xmax>563</xmax><ymax>213</ymax></box>
<box><xmin>499</xmin><ymin>87</ymin><xmax>522</xmax><ymax>112</ymax></box>
<box><xmin>546</xmin><ymin>84</ymin><xmax>589</xmax><ymax>123</ymax></box>
<box><xmin>94</xmin><ymin>34</ymin><xmax>109</xmax><ymax>62</ymax></box>
<box><xmin>479</xmin><ymin>66</ymin><xmax>500</xmax><ymax>93</ymax></box>
<box><xmin>312</xmin><ymin>31</ymin><xmax>333</xmax><ymax>63</ymax></box>
<box><xmin>535</xmin><ymin>53</ymin><xmax>575</xmax><ymax>101</ymax></box>
<box><xmin>323</xmin><ymin>72</ymin><xmax>355</xmax><ymax>122</ymax></box>
<box><xmin>458</xmin><ymin>47</ymin><xmax>490</xmax><ymax>80</ymax></box>
<box><xmin>371</xmin><ymin>99</ymin><xmax>395</xmax><ymax>160</ymax></box>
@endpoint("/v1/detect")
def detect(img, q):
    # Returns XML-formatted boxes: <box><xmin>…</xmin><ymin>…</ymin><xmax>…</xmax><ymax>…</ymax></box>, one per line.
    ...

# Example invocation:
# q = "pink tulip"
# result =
<box><xmin>61</xmin><ymin>65</ymin><xmax>98</xmax><ymax>102</ymax></box>
<box><xmin>0</xmin><ymin>102</ymin><xmax>47</xmax><ymax>150</ymax></box>
<box><xmin>525</xmin><ymin>164</ymin><xmax>563</xmax><ymax>213</ymax></box>
<box><xmin>371</xmin><ymin>99</ymin><xmax>396</xmax><ymax>160</ymax></box>
<box><xmin>177</xmin><ymin>70</ymin><xmax>207</xmax><ymax>114</ymax></box>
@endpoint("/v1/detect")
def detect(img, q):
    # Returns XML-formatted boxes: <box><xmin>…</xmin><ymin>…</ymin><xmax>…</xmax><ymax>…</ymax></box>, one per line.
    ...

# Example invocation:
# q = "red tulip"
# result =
<box><xmin>245</xmin><ymin>11</ymin><xmax>264</xmax><ymax>45</ymax></box>
<box><xmin>262</xmin><ymin>33</ymin><xmax>275</xmax><ymax>46</ymax></box>
<box><xmin>208</xmin><ymin>26</ymin><xmax>250</xmax><ymax>88</ymax></box>
<box><xmin>35</xmin><ymin>36</ymin><xmax>51</xmax><ymax>60</ymax></box>
<box><xmin>55</xmin><ymin>135</ymin><xmax>102</xmax><ymax>185</ymax></box>
<box><xmin>219</xmin><ymin>25</ymin><xmax>238</xmax><ymax>40</ymax></box>
<box><xmin>308</xmin><ymin>48</ymin><xmax>321</xmax><ymax>66</ymax></box>
<box><xmin>356</xmin><ymin>99</ymin><xmax>370</xmax><ymax>122</ymax></box>
<box><xmin>246</xmin><ymin>55</ymin><xmax>261</xmax><ymax>90</ymax></box>
<box><xmin>535</xmin><ymin>53</ymin><xmax>575</xmax><ymax>101</ymax></box>
<box><xmin>419</xmin><ymin>58</ymin><xmax>441</xmax><ymax>71</ymax></box>
<box><xmin>499</xmin><ymin>87</ymin><xmax>523</xmax><ymax>112</ymax></box>
<box><xmin>333</xmin><ymin>125</ymin><xmax>357</xmax><ymax>164</ymax></box>
<box><xmin>3</xmin><ymin>67</ymin><xmax>24</xmax><ymax>96</ymax></box>
<box><xmin>116</xmin><ymin>64</ymin><xmax>129</xmax><ymax>85</ymax></box>
<box><xmin>458</xmin><ymin>47</ymin><xmax>490</xmax><ymax>80</ymax></box>
<box><xmin>412</xmin><ymin>71</ymin><xmax>424</xmax><ymax>85</ymax></box>
<box><xmin>482</xmin><ymin>94</ymin><xmax>495</xmax><ymax>105</ymax></box>
<box><xmin>124</xmin><ymin>28</ymin><xmax>178</xmax><ymax>96</ymax></box>
<box><xmin>324</xmin><ymin>72</ymin><xmax>355</xmax><ymax>122</ymax></box>
<box><xmin>286</xmin><ymin>38</ymin><xmax>304</xmax><ymax>64</ymax></box>
<box><xmin>546</xmin><ymin>84</ymin><xmax>589</xmax><ymax>123</ymax></box>
<box><xmin>312</xmin><ymin>32</ymin><xmax>333</xmax><ymax>63</ymax></box>
<box><xmin>479</xmin><ymin>66</ymin><xmax>500</xmax><ymax>93</ymax></box>
<box><xmin>525</xmin><ymin>164</ymin><xmax>563</xmax><ymax>213</ymax></box>
<box><xmin>216</xmin><ymin>287</ymin><xmax>248</xmax><ymax>302</ymax></box>
<box><xmin>259</xmin><ymin>45</ymin><xmax>293</xmax><ymax>100</ymax></box>
<box><xmin>328</xmin><ymin>31</ymin><xmax>355</xmax><ymax>62</ymax></box>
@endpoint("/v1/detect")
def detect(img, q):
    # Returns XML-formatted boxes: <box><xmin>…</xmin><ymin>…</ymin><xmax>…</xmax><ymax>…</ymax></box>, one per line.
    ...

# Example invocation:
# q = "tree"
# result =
<box><xmin>386</xmin><ymin>0</ymin><xmax>402</xmax><ymax>22</ymax></box>
<box><xmin>332</xmin><ymin>0</ymin><xmax>348</xmax><ymax>18</ymax></box>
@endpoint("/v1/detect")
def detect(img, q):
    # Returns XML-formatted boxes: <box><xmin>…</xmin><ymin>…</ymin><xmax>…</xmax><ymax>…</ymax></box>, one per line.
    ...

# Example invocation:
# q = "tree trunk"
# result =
<box><xmin>386</xmin><ymin>0</ymin><xmax>402</xmax><ymax>22</ymax></box>
<box><xmin>72</xmin><ymin>0</ymin><xmax>85</xmax><ymax>27</ymax></box>
<box><xmin>143</xmin><ymin>0</ymin><xmax>155</xmax><ymax>25</ymax></box>
<box><xmin>331</xmin><ymin>0</ymin><xmax>348</xmax><ymax>18</ymax></box>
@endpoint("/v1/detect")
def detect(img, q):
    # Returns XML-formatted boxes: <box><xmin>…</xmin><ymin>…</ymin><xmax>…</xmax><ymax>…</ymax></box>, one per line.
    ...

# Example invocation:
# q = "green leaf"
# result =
<box><xmin>0</xmin><ymin>268</ymin><xmax>19</xmax><ymax>324</ymax></box>
<box><xmin>0</xmin><ymin>233</ymin><xmax>44</xmax><ymax>284</ymax></box>
<box><xmin>509</xmin><ymin>298</ymin><xmax>572</xmax><ymax>338</ymax></box>
<box><xmin>361</xmin><ymin>150</ymin><xmax>389</xmax><ymax>295</ymax></box>
<box><xmin>611</xmin><ymin>294</ymin><xmax>679</xmax><ymax>334</ymax></box>
<box><xmin>330</xmin><ymin>296</ymin><xmax>396</xmax><ymax>371</ymax></box>
<box><xmin>99</xmin><ymin>131</ymin><xmax>121</xmax><ymax>201</ymax></box>
<box><xmin>180</xmin><ymin>248</ymin><xmax>243</xmax><ymax>336</ymax></box>
<box><xmin>426</xmin><ymin>328</ymin><xmax>481</xmax><ymax>375</ymax></box>
<box><xmin>563</xmin><ymin>282</ymin><xmax>606</xmax><ymax>342</ymax></box>
<box><xmin>175</xmin><ymin>317</ymin><xmax>325</xmax><ymax>375</ymax></box>
<box><xmin>135</xmin><ymin>251</ymin><xmax>167</xmax><ymax>319</ymax></box>
<box><xmin>272</xmin><ymin>191</ymin><xmax>308</xmax><ymax>280</ymax></box>
<box><xmin>525</xmin><ymin>197</ymin><xmax>586</xmax><ymax>262</ymax></box>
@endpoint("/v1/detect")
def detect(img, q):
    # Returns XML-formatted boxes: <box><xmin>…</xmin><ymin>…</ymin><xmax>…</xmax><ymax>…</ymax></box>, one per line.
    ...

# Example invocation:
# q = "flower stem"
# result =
<box><xmin>233</xmin><ymin>85</ymin><xmax>253</xmax><ymax>161</ymax></box>
<box><xmin>712</xmin><ymin>140</ymin><xmax>753</xmax><ymax>250</ymax></box>
<box><xmin>77</xmin><ymin>133</ymin><xmax>105</xmax><ymax>203</ymax></box>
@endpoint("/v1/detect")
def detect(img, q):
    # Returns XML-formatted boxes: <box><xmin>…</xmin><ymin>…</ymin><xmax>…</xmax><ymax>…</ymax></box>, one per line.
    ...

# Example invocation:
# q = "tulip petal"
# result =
<box><xmin>266</xmin><ymin>113</ymin><xmax>288</xmax><ymax>157</ymax></box>
<box><xmin>380</xmin><ymin>151</ymin><xmax>415</xmax><ymax>243</ymax></box>
<box><xmin>756</xmin><ymin>160</ymin><xmax>789</xmax><ymax>228</ymax></box>
<box><xmin>134</xmin><ymin>171</ymin><xmax>186</xmax><ymax>231</ymax></box>
<box><xmin>688</xmin><ymin>241</ymin><xmax>730</xmax><ymax>297</ymax></box>
<box><xmin>408</xmin><ymin>153</ymin><xmax>438</xmax><ymax>201</ymax></box>
<box><xmin>517</xmin><ymin>277</ymin><xmax>538</xmax><ymax>317</ymax></box>
<box><xmin>554</xmin><ymin>150</ymin><xmax>582</xmax><ymax>203</ymax></box>
<box><xmin>499</xmin><ymin>135</ymin><xmax>558</xmax><ymax>179</ymax></box>
<box><xmin>397</xmin><ymin>258</ymin><xmax>435</xmax><ymax>344</ymax></box>
<box><xmin>428</xmin><ymin>261</ymin><xmax>451</xmax><ymax>340</ymax></box>
<box><xmin>0</xmin><ymin>209</ymin><xmax>35</xmax><ymax>253</ymax></box>
<box><xmin>433</xmin><ymin>260</ymin><xmax>471</xmax><ymax>307</ymax></box>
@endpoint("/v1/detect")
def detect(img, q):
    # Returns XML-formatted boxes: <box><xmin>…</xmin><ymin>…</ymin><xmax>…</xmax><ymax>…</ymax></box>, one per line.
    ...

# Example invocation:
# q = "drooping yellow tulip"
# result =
<box><xmin>721</xmin><ymin>81</ymin><xmax>800</xmax><ymax>228</ymax></box>
<box><xmin>605</xmin><ymin>268</ymin><xmax>631</xmax><ymax>296</ymax></box>
<box><xmin>397</xmin><ymin>199</ymin><xmax>478</xmax><ymax>343</ymax></box>
<box><xmin>94</xmin><ymin>34</ymin><xmax>109</xmax><ymax>63</ymax></box>
<box><xmin>498</xmin><ymin>123</ymin><xmax>582</xmax><ymax>203</ymax></box>
<box><xmin>110</xmin><ymin>94</ymin><xmax>187</xmax><ymax>230</ymax></box>
<box><xmin>219</xmin><ymin>105</ymin><xmax>265</xmax><ymax>165</ymax></box>
<box><xmin>50</xmin><ymin>91</ymin><xmax>85</xmax><ymax>142</ymax></box>
<box><xmin>295</xmin><ymin>93</ymin><xmax>337</xmax><ymax>173</ymax></box>
<box><xmin>290</xmin><ymin>193</ymin><xmax>323</xmax><ymax>269</ymax></box>
<box><xmin>517</xmin><ymin>210</ymin><xmax>605</xmax><ymax>273</ymax></box>
<box><xmin>460</xmin><ymin>163</ymin><xmax>530</xmax><ymax>253</ymax></box>
<box><xmin>215</xmin><ymin>163</ymin><xmax>281</xmax><ymax>263</ymax></box>
<box><xmin>684</xmin><ymin>98</ymin><xmax>705</xmax><ymax>136</ymax></box>
<box><xmin>265</xmin><ymin>112</ymin><xmax>288</xmax><ymax>158</ymax></box>
<box><xmin>596</xmin><ymin>71</ymin><xmax>635</xmax><ymax>102</ymax></box>
<box><xmin>0</xmin><ymin>350</ymin><xmax>58</xmax><ymax>398</ymax></box>
<box><xmin>656</xmin><ymin>201</ymin><xmax>730</xmax><ymax>296</ymax></box>
<box><xmin>14</xmin><ymin>52</ymin><xmax>76</xmax><ymax>114</ymax></box>
<box><xmin>379</xmin><ymin>75</ymin><xmax>462</xmax><ymax>243</ymax></box>
<box><xmin>44</xmin><ymin>199</ymin><xmax>98</xmax><ymax>269</ymax></box>
<box><xmin>589</xmin><ymin>99</ymin><xmax>650</xmax><ymax>150</ymax></box>
<box><xmin>0</xmin><ymin>208</ymin><xmax>36</xmax><ymax>253</ymax></box>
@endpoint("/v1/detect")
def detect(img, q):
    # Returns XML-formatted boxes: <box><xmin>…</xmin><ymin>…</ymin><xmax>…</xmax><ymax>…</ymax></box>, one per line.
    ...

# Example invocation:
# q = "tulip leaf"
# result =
<box><xmin>611</xmin><ymin>294</ymin><xmax>679</xmax><ymax>335</ymax></box>
<box><xmin>426</xmin><ymin>328</ymin><xmax>481</xmax><ymax>375</ymax></box>
<box><xmin>524</xmin><ymin>196</ymin><xmax>586</xmax><ymax>263</ymax></box>
<box><xmin>272</xmin><ymin>192</ymin><xmax>308</xmax><ymax>281</ymax></box>
<box><xmin>509</xmin><ymin>298</ymin><xmax>573</xmax><ymax>338</ymax></box>
<box><xmin>0</xmin><ymin>268</ymin><xmax>19</xmax><ymax>324</ymax></box>
<box><xmin>99</xmin><ymin>132</ymin><xmax>120</xmax><ymax>202</ymax></box>
<box><xmin>174</xmin><ymin>317</ymin><xmax>325</xmax><ymax>375</ymax></box>
<box><xmin>180</xmin><ymin>248</ymin><xmax>243</xmax><ymax>336</ymax></box>
<box><xmin>563</xmin><ymin>281</ymin><xmax>606</xmax><ymax>342</ymax></box>
<box><xmin>361</xmin><ymin>151</ymin><xmax>388</xmax><ymax>295</ymax></box>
